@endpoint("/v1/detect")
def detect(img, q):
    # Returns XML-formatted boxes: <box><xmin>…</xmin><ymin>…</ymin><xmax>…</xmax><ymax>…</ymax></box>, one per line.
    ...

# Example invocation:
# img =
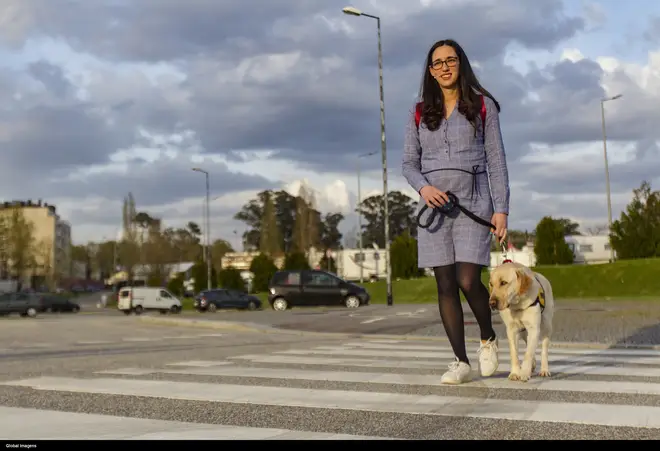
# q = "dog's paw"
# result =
<box><xmin>518</xmin><ymin>365</ymin><xmax>533</xmax><ymax>382</ymax></box>
<box><xmin>538</xmin><ymin>370</ymin><xmax>551</xmax><ymax>378</ymax></box>
<box><xmin>508</xmin><ymin>371</ymin><xmax>521</xmax><ymax>381</ymax></box>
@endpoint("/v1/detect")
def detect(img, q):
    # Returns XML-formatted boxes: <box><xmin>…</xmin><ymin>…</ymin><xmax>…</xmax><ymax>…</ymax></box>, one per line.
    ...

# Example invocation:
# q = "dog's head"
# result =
<box><xmin>488</xmin><ymin>263</ymin><xmax>534</xmax><ymax>311</ymax></box>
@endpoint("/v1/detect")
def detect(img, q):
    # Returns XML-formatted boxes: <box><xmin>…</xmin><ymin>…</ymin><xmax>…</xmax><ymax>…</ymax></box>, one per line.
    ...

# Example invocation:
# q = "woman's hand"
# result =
<box><xmin>420</xmin><ymin>185</ymin><xmax>449</xmax><ymax>208</ymax></box>
<box><xmin>491</xmin><ymin>212</ymin><xmax>508</xmax><ymax>243</ymax></box>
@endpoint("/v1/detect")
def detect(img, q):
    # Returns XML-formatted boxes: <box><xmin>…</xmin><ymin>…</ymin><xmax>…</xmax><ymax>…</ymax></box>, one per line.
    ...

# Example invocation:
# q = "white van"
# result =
<box><xmin>117</xmin><ymin>287</ymin><xmax>182</xmax><ymax>315</ymax></box>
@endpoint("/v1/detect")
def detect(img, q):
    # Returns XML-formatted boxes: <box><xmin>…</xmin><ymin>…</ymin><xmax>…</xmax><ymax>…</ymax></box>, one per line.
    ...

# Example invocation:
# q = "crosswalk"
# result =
<box><xmin>2</xmin><ymin>337</ymin><xmax>660</xmax><ymax>439</ymax></box>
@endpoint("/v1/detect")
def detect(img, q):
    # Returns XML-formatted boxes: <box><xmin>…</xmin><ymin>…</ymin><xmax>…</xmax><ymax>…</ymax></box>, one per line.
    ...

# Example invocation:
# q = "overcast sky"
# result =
<box><xmin>1</xmin><ymin>0</ymin><xmax>659</xmax><ymax>249</ymax></box>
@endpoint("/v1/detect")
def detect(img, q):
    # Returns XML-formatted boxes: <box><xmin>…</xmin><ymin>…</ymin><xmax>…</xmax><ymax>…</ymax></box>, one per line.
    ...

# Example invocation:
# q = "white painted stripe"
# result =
<box><xmin>231</xmin><ymin>355</ymin><xmax>442</xmax><ymax>369</ymax></box>
<box><xmin>345</xmin><ymin>342</ymin><xmax>660</xmax><ymax>357</ymax></box>
<box><xmin>124</xmin><ymin>365</ymin><xmax>660</xmax><ymax>396</ymax></box>
<box><xmin>230</xmin><ymin>354</ymin><xmax>660</xmax><ymax>378</ymax></box>
<box><xmin>76</xmin><ymin>340</ymin><xmax>112</xmax><ymax>345</ymax></box>
<box><xmin>166</xmin><ymin>361</ymin><xmax>234</xmax><ymax>368</ymax></box>
<box><xmin>198</xmin><ymin>333</ymin><xmax>225</xmax><ymax>338</ymax></box>
<box><xmin>0</xmin><ymin>406</ymin><xmax>390</xmax><ymax>440</ymax></box>
<box><xmin>361</xmin><ymin>317</ymin><xmax>386</xmax><ymax>324</ymax></box>
<box><xmin>95</xmin><ymin>368</ymin><xmax>158</xmax><ymax>376</ymax></box>
<box><xmin>3</xmin><ymin>377</ymin><xmax>658</xmax><ymax>429</ymax></box>
<box><xmin>293</xmin><ymin>348</ymin><xmax>660</xmax><ymax>365</ymax></box>
<box><xmin>165</xmin><ymin>335</ymin><xmax>210</xmax><ymax>339</ymax></box>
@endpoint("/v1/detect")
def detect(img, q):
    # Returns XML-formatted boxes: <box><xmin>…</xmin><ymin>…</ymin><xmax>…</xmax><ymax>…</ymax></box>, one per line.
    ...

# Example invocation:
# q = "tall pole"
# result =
<box><xmin>376</xmin><ymin>17</ymin><xmax>393</xmax><ymax>306</ymax></box>
<box><xmin>600</xmin><ymin>94</ymin><xmax>622</xmax><ymax>263</ymax></box>
<box><xmin>192</xmin><ymin>167</ymin><xmax>212</xmax><ymax>291</ymax></box>
<box><xmin>205</xmin><ymin>172</ymin><xmax>211</xmax><ymax>290</ymax></box>
<box><xmin>357</xmin><ymin>157</ymin><xmax>364</xmax><ymax>284</ymax></box>
<box><xmin>342</xmin><ymin>6</ymin><xmax>392</xmax><ymax>305</ymax></box>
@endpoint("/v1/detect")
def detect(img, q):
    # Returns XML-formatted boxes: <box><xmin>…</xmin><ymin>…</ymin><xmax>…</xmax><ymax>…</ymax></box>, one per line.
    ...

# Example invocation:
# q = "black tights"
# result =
<box><xmin>433</xmin><ymin>262</ymin><xmax>496</xmax><ymax>365</ymax></box>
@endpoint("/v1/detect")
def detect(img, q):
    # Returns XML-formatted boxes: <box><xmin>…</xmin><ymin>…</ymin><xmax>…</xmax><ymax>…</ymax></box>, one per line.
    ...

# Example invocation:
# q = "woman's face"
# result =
<box><xmin>429</xmin><ymin>45</ymin><xmax>460</xmax><ymax>89</ymax></box>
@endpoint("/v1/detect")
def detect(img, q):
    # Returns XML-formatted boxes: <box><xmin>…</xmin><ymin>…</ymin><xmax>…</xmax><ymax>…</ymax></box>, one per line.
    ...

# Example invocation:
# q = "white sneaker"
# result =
<box><xmin>440</xmin><ymin>359</ymin><xmax>472</xmax><ymax>385</ymax></box>
<box><xmin>478</xmin><ymin>337</ymin><xmax>499</xmax><ymax>377</ymax></box>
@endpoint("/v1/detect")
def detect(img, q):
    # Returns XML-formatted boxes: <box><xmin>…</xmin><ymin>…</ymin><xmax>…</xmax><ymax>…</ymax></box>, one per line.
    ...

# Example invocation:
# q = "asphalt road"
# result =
<box><xmin>1</xmin><ymin>315</ymin><xmax>660</xmax><ymax>440</ymax></box>
<box><xmin>92</xmin><ymin>299</ymin><xmax>660</xmax><ymax>346</ymax></box>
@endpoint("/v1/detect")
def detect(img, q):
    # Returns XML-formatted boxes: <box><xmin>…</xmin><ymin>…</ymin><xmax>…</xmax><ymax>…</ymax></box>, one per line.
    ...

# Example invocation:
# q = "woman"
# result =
<box><xmin>402</xmin><ymin>39</ymin><xmax>510</xmax><ymax>385</ymax></box>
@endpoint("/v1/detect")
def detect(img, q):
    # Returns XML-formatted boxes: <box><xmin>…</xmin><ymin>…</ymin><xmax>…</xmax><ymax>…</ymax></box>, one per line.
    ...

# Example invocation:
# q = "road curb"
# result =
<box><xmin>137</xmin><ymin>316</ymin><xmax>660</xmax><ymax>350</ymax></box>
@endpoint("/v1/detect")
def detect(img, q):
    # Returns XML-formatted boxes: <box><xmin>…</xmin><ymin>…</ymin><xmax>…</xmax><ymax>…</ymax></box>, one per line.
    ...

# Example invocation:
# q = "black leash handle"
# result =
<box><xmin>416</xmin><ymin>191</ymin><xmax>496</xmax><ymax>231</ymax></box>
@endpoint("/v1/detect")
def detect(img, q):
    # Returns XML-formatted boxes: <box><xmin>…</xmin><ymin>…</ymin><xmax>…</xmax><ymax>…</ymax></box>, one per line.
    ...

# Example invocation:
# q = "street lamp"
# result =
<box><xmin>342</xmin><ymin>5</ymin><xmax>393</xmax><ymax>306</ymax></box>
<box><xmin>356</xmin><ymin>151</ymin><xmax>378</xmax><ymax>283</ymax></box>
<box><xmin>600</xmin><ymin>93</ymin><xmax>622</xmax><ymax>263</ymax></box>
<box><xmin>192</xmin><ymin>167</ymin><xmax>212</xmax><ymax>291</ymax></box>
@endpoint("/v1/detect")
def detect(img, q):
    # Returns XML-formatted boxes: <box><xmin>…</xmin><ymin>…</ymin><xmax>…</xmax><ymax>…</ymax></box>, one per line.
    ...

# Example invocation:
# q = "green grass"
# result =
<box><xmin>353</xmin><ymin>258</ymin><xmax>660</xmax><ymax>304</ymax></box>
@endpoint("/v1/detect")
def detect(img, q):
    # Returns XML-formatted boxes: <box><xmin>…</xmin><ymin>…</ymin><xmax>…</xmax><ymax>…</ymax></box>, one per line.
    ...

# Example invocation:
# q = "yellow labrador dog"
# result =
<box><xmin>488</xmin><ymin>262</ymin><xmax>554</xmax><ymax>382</ymax></box>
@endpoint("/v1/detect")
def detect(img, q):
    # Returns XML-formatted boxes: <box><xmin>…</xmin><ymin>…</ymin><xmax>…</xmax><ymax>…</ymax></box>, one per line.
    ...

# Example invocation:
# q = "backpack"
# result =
<box><xmin>415</xmin><ymin>95</ymin><xmax>487</xmax><ymax>130</ymax></box>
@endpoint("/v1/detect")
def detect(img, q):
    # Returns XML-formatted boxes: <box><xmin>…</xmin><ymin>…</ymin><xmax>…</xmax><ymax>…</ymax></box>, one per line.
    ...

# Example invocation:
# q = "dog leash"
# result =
<box><xmin>416</xmin><ymin>191</ymin><xmax>496</xmax><ymax>231</ymax></box>
<box><xmin>501</xmin><ymin>240</ymin><xmax>512</xmax><ymax>264</ymax></box>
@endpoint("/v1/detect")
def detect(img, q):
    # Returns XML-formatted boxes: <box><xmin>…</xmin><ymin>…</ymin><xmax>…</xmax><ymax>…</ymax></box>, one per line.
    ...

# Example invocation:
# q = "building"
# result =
<box><xmin>221</xmin><ymin>251</ymin><xmax>285</xmax><ymax>272</ymax></box>
<box><xmin>489</xmin><ymin>235</ymin><xmax>613</xmax><ymax>267</ymax></box>
<box><xmin>0</xmin><ymin>199</ymin><xmax>72</xmax><ymax>288</ymax></box>
<box><xmin>564</xmin><ymin>234</ymin><xmax>613</xmax><ymax>264</ymax></box>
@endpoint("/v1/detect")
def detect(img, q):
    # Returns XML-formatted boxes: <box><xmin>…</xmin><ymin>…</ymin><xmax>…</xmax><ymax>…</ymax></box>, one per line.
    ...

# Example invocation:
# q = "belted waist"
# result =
<box><xmin>421</xmin><ymin>164</ymin><xmax>487</xmax><ymax>200</ymax></box>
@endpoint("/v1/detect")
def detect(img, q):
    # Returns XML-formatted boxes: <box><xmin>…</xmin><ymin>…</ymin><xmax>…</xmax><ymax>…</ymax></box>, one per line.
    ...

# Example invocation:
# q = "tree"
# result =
<box><xmin>249</xmin><ymin>253</ymin><xmax>278</xmax><ymax>293</ymax></box>
<box><xmin>556</xmin><ymin>218</ymin><xmax>581</xmax><ymax>236</ymax></box>
<box><xmin>2</xmin><ymin>207</ymin><xmax>36</xmax><ymax>286</ymax></box>
<box><xmin>319</xmin><ymin>213</ymin><xmax>344</xmax><ymax>251</ymax></box>
<box><xmin>217</xmin><ymin>266</ymin><xmax>245</xmax><ymax>291</ymax></box>
<box><xmin>118</xmin><ymin>192</ymin><xmax>140</xmax><ymax>280</ymax></box>
<box><xmin>259</xmin><ymin>192</ymin><xmax>283</xmax><ymax>256</ymax></box>
<box><xmin>211</xmin><ymin>239</ymin><xmax>233</xmax><ymax>272</ymax></box>
<box><xmin>610</xmin><ymin>181</ymin><xmax>660</xmax><ymax>260</ymax></box>
<box><xmin>167</xmin><ymin>273</ymin><xmax>184</xmax><ymax>297</ymax></box>
<box><xmin>191</xmin><ymin>260</ymin><xmax>218</xmax><ymax>293</ymax></box>
<box><xmin>291</xmin><ymin>184</ymin><xmax>321</xmax><ymax>252</ymax></box>
<box><xmin>534</xmin><ymin>216</ymin><xmax>574</xmax><ymax>265</ymax></box>
<box><xmin>390</xmin><ymin>231</ymin><xmax>422</xmax><ymax>279</ymax></box>
<box><xmin>35</xmin><ymin>240</ymin><xmax>54</xmax><ymax>290</ymax></box>
<box><xmin>358</xmin><ymin>191</ymin><xmax>418</xmax><ymax>248</ymax></box>
<box><xmin>318</xmin><ymin>253</ymin><xmax>337</xmax><ymax>272</ymax></box>
<box><xmin>283</xmin><ymin>252</ymin><xmax>310</xmax><ymax>271</ymax></box>
<box><xmin>235</xmin><ymin>189</ymin><xmax>331</xmax><ymax>253</ymax></box>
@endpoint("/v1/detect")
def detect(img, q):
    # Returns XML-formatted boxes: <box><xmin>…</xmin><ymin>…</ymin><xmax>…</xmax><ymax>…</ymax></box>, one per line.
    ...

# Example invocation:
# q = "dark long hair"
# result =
<box><xmin>419</xmin><ymin>39</ymin><xmax>500</xmax><ymax>133</ymax></box>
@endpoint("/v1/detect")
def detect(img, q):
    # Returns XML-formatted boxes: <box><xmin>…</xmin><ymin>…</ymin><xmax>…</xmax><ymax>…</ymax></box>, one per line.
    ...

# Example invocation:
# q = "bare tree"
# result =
<box><xmin>3</xmin><ymin>207</ymin><xmax>36</xmax><ymax>288</ymax></box>
<box><xmin>118</xmin><ymin>192</ymin><xmax>140</xmax><ymax>281</ymax></box>
<box><xmin>586</xmin><ymin>224</ymin><xmax>609</xmax><ymax>235</ymax></box>
<box><xmin>35</xmin><ymin>240</ymin><xmax>54</xmax><ymax>290</ymax></box>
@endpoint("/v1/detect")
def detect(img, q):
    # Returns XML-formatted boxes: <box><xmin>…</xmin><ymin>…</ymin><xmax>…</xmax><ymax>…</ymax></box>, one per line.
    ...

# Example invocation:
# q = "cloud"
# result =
<box><xmin>0</xmin><ymin>0</ymin><xmax>659</xmax><ymax>246</ymax></box>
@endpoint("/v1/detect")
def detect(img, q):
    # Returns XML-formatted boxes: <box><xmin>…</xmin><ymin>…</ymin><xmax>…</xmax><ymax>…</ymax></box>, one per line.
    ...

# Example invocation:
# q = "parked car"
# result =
<box><xmin>194</xmin><ymin>289</ymin><xmax>261</xmax><ymax>312</ymax></box>
<box><xmin>267</xmin><ymin>269</ymin><xmax>370</xmax><ymax>311</ymax></box>
<box><xmin>117</xmin><ymin>287</ymin><xmax>182</xmax><ymax>315</ymax></box>
<box><xmin>38</xmin><ymin>295</ymin><xmax>80</xmax><ymax>313</ymax></box>
<box><xmin>0</xmin><ymin>292</ymin><xmax>42</xmax><ymax>318</ymax></box>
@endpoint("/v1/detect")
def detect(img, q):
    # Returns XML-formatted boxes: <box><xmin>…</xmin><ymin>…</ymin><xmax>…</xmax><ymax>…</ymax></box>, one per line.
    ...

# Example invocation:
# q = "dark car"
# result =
<box><xmin>38</xmin><ymin>295</ymin><xmax>81</xmax><ymax>313</ymax></box>
<box><xmin>267</xmin><ymin>269</ymin><xmax>370</xmax><ymax>311</ymax></box>
<box><xmin>0</xmin><ymin>292</ymin><xmax>42</xmax><ymax>318</ymax></box>
<box><xmin>194</xmin><ymin>289</ymin><xmax>262</xmax><ymax>312</ymax></box>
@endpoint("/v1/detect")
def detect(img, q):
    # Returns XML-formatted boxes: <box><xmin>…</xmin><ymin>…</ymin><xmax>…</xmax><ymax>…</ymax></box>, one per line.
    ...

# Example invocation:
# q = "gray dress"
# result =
<box><xmin>401</xmin><ymin>96</ymin><xmax>510</xmax><ymax>268</ymax></box>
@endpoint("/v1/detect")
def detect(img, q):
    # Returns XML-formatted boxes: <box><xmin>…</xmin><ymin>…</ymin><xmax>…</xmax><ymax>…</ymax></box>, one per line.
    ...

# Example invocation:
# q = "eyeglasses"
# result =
<box><xmin>430</xmin><ymin>57</ymin><xmax>458</xmax><ymax>70</ymax></box>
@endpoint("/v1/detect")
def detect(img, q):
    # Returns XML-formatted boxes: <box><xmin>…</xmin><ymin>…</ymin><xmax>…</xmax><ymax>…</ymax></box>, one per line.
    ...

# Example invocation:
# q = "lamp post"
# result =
<box><xmin>600</xmin><ymin>94</ymin><xmax>622</xmax><ymax>263</ymax></box>
<box><xmin>192</xmin><ymin>167</ymin><xmax>211</xmax><ymax>291</ymax></box>
<box><xmin>356</xmin><ymin>151</ymin><xmax>377</xmax><ymax>283</ymax></box>
<box><xmin>342</xmin><ymin>5</ymin><xmax>393</xmax><ymax>306</ymax></box>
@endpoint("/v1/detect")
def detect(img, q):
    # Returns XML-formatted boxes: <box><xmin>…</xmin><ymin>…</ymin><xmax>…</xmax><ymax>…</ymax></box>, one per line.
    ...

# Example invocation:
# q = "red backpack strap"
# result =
<box><xmin>415</xmin><ymin>102</ymin><xmax>422</xmax><ymax>128</ymax></box>
<box><xmin>480</xmin><ymin>95</ymin><xmax>487</xmax><ymax>131</ymax></box>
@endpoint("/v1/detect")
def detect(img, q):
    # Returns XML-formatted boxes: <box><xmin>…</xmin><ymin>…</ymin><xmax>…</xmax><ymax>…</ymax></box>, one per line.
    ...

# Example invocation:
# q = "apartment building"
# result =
<box><xmin>0</xmin><ymin>199</ymin><xmax>72</xmax><ymax>287</ymax></box>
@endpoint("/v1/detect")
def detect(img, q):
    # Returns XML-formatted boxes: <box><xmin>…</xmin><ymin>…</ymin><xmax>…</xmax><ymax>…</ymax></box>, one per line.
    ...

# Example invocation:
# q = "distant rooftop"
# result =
<box><xmin>0</xmin><ymin>199</ymin><xmax>56</xmax><ymax>214</ymax></box>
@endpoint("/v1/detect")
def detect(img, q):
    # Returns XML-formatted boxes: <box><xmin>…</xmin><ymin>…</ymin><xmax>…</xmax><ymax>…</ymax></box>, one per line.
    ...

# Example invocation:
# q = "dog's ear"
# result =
<box><xmin>516</xmin><ymin>269</ymin><xmax>532</xmax><ymax>296</ymax></box>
